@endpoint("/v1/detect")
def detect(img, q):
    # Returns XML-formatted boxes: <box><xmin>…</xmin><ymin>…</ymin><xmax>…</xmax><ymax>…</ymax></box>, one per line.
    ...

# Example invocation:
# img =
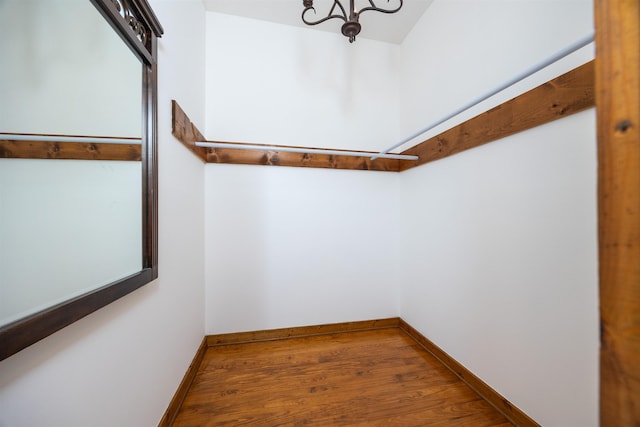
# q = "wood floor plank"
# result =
<box><xmin>172</xmin><ymin>329</ymin><xmax>512</xmax><ymax>426</ymax></box>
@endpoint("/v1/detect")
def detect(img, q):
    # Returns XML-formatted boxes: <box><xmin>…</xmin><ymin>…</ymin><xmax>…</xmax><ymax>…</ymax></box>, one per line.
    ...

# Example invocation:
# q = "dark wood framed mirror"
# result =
<box><xmin>0</xmin><ymin>0</ymin><xmax>163</xmax><ymax>361</ymax></box>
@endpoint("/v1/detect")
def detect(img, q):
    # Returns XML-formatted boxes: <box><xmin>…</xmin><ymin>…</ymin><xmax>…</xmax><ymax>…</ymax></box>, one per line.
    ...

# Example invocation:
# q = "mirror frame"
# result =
<box><xmin>0</xmin><ymin>0</ymin><xmax>163</xmax><ymax>361</ymax></box>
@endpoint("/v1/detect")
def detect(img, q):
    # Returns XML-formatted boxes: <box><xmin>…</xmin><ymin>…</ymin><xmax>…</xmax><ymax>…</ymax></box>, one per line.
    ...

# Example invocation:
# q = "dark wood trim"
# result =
<box><xmin>595</xmin><ymin>0</ymin><xmax>640</xmax><ymax>424</ymax></box>
<box><xmin>0</xmin><ymin>270</ymin><xmax>153</xmax><ymax>361</ymax></box>
<box><xmin>0</xmin><ymin>139</ymin><xmax>141</xmax><ymax>161</ymax></box>
<box><xmin>143</xmin><ymin>33</ymin><xmax>159</xmax><ymax>280</ymax></box>
<box><xmin>90</xmin><ymin>0</ymin><xmax>161</xmax><ymax>65</ymax></box>
<box><xmin>128</xmin><ymin>0</ymin><xmax>164</xmax><ymax>39</ymax></box>
<box><xmin>399</xmin><ymin>60</ymin><xmax>595</xmax><ymax>171</ymax></box>
<box><xmin>157</xmin><ymin>337</ymin><xmax>208</xmax><ymax>427</ymax></box>
<box><xmin>206</xmin><ymin>318</ymin><xmax>401</xmax><ymax>346</ymax></box>
<box><xmin>398</xmin><ymin>319</ymin><xmax>539</xmax><ymax>427</ymax></box>
<box><xmin>171</xmin><ymin>100</ymin><xmax>208</xmax><ymax>162</ymax></box>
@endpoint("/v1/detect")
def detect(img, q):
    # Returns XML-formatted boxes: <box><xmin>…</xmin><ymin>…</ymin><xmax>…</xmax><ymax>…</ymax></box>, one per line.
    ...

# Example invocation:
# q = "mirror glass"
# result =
<box><xmin>0</xmin><ymin>0</ymin><xmax>143</xmax><ymax>327</ymax></box>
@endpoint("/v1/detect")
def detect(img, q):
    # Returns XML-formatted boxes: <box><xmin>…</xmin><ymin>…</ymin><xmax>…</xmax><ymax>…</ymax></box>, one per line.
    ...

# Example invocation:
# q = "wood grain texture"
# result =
<box><xmin>398</xmin><ymin>320</ymin><xmax>539</xmax><ymax>427</ymax></box>
<box><xmin>173</xmin><ymin>328</ymin><xmax>513</xmax><ymax>426</ymax></box>
<box><xmin>0</xmin><ymin>139</ymin><xmax>141</xmax><ymax>161</ymax></box>
<box><xmin>158</xmin><ymin>338</ymin><xmax>208</xmax><ymax>427</ymax></box>
<box><xmin>171</xmin><ymin>100</ymin><xmax>404</xmax><ymax>171</ymax></box>
<box><xmin>171</xmin><ymin>100</ymin><xmax>208</xmax><ymax>162</ymax></box>
<box><xmin>595</xmin><ymin>0</ymin><xmax>640</xmax><ymax>425</ymax></box>
<box><xmin>207</xmin><ymin>318</ymin><xmax>401</xmax><ymax>346</ymax></box>
<box><xmin>399</xmin><ymin>60</ymin><xmax>595</xmax><ymax>171</ymax></box>
<box><xmin>203</xmin><ymin>144</ymin><xmax>404</xmax><ymax>172</ymax></box>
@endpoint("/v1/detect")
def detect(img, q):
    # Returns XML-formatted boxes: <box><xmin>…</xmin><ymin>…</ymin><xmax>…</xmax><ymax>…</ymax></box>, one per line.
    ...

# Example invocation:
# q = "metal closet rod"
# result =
<box><xmin>0</xmin><ymin>133</ymin><xmax>141</xmax><ymax>145</ymax></box>
<box><xmin>371</xmin><ymin>31</ymin><xmax>596</xmax><ymax>160</ymax></box>
<box><xmin>195</xmin><ymin>141</ymin><xmax>420</xmax><ymax>161</ymax></box>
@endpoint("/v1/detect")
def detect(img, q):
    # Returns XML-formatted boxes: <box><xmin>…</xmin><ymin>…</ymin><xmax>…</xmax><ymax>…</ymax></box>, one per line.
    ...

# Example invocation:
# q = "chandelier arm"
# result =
<box><xmin>358</xmin><ymin>0</ymin><xmax>403</xmax><ymax>16</ymax></box>
<box><xmin>302</xmin><ymin>10</ymin><xmax>347</xmax><ymax>26</ymax></box>
<box><xmin>302</xmin><ymin>1</ymin><xmax>348</xmax><ymax>26</ymax></box>
<box><xmin>331</xmin><ymin>0</ymin><xmax>348</xmax><ymax>18</ymax></box>
<box><xmin>300</xmin><ymin>0</ymin><xmax>402</xmax><ymax>42</ymax></box>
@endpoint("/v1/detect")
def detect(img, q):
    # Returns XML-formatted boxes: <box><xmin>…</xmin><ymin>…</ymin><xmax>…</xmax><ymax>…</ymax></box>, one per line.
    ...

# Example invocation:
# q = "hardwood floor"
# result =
<box><xmin>172</xmin><ymin>328</ymin><xmax>513</xmax><ymax>426</ymax></box>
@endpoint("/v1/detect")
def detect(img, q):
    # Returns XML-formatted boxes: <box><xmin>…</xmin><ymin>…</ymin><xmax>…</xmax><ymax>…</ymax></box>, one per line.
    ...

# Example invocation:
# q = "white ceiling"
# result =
<box><xmin>202</xmin><ymin>0</ymin><xmax>434</xmax><ymax>44</ymax></box>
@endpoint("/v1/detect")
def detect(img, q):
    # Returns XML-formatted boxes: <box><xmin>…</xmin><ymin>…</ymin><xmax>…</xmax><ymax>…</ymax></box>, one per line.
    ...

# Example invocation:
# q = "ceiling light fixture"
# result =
<box><xmin>302</xmin><ymin>0</ymin><xmax>403</xmax><ymax>43</ymax></box>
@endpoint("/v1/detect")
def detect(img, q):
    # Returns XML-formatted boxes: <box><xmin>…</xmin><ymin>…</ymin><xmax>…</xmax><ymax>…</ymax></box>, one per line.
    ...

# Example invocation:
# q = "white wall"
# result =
<box><xmin>397</xmin><ymin>2</ymin><xmax>598</xmax><ymax>426</ymax></box>
<box><xmin>0</xmin><ymin>1</ymin><xmax>206</xmax><ymax>426</ymax></box>
<box><xmin>399</xmin><ymin>110</ymin><xmax>598</xmax><ymax>427</ymax></box>
<box><xmin>205</xmin><ymin>165</ymin><xmax>399</xmax><ymax>334</ymax></box>
<box><xmin>205</xmin><ymin>12</ymin><xmax>401</xmax><ymax>152</ymax></box>
<box><xmin>204</xmin><ymin>12</ymin><xmax>402</xmax><ymax>334</ymax></box>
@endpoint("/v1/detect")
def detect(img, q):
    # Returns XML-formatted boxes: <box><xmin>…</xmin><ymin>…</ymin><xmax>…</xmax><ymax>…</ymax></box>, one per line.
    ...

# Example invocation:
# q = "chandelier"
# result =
<box><xmin>302</xmin><ymin>0</ymin><xmax>403</xmax><ymax>43</ymax></box>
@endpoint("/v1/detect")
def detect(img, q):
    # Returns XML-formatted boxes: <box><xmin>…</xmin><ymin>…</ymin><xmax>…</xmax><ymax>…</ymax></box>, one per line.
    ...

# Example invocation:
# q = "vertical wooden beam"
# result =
<box><xmin>595</xmin><ymin>0</ymin><xmax>640</xmax><ymax>425</ymax></box>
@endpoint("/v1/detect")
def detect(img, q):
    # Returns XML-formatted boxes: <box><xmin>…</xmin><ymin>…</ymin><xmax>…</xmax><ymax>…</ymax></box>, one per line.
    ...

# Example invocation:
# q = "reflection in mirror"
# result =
<box><xmin>0</xmin><ymin>160</ymin><xmax>142</xmax><ymax>325</ymax></box>
<box><xmin>0</xmin><ymin>0</ymin><xmax>162</xmax><ymax>360</ymax></box>
<box><xmin>0</xmin><ymin>0</ymin><xmax>142</xmax><ymax>326</ymax></box>
<box><xmin>0</xmin><ymin>0</ymin><xmax>141</xmax><ymax>136</ymax></box>
<box><xmin>0</xmin><ymin>0</ymin><xmax>143</xmax><ymax>327</ymax></box>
